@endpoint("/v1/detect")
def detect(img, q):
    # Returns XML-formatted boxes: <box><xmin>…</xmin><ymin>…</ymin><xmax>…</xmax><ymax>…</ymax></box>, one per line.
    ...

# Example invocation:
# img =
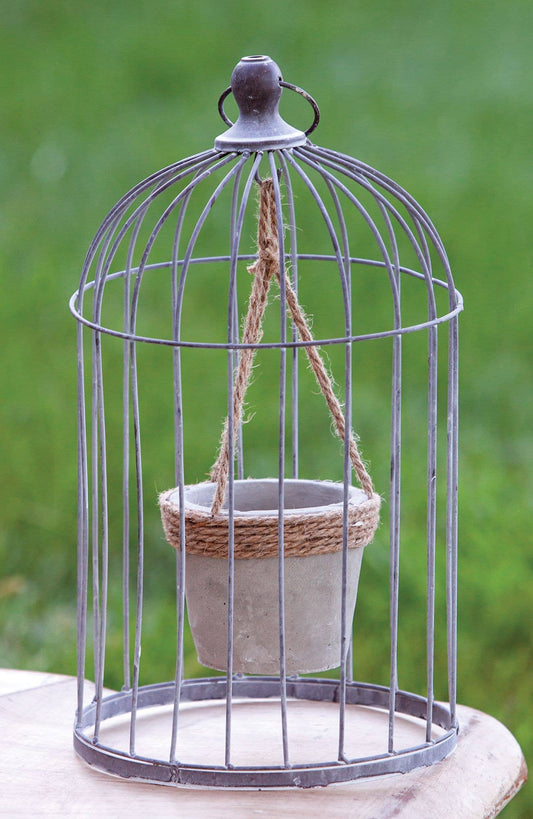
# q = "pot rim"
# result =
<box><xmin>167</xmin><ymin>478</ymin><xmax>371</xmax><ymax>520</ymax></box>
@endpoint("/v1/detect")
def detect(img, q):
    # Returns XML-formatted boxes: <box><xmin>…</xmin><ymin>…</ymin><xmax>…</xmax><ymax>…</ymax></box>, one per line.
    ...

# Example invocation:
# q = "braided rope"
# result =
<box><xmin>209</xmin><ymin>178</ymin><xmax>374</xmax><ymax>515</ymax></box>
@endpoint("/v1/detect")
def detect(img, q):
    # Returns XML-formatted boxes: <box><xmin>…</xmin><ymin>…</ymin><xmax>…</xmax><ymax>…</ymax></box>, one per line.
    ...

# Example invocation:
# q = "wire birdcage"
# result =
<box><xmin>72</xmin><ymin>55</ymin><xmax>463</xmax><ymax>788</ymax></box>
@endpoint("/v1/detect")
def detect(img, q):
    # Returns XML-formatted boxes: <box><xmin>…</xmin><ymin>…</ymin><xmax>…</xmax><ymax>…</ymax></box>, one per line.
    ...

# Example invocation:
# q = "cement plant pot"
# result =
<box><xmin>160</xmin><ymin>479</ymin><xmax>380</xmax><ymax>675</ymax></box>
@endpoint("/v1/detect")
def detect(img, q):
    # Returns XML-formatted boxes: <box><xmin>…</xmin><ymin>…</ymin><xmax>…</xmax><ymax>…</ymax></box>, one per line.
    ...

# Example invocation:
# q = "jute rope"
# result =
<box><xmin>159</xmin><ymin>178</ymin><xmax>381</xmax><ymax>559</ymax></box>
<box><xmin>209</xmin><ymin>179</ymin><xmax>280</xmax><ymax>516</ymax></box>
<box><xmin>209</xmin><ymin>178</ymin><xmax>374</xmax><ymax>516</ymax></box>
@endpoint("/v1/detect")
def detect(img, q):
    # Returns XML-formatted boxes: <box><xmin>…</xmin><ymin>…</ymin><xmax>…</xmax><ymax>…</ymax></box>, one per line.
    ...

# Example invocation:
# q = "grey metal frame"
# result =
<box><xmin>71</xmin><ymin>55</ymin><xmax>462</xmax><ymax>789</ymax></box>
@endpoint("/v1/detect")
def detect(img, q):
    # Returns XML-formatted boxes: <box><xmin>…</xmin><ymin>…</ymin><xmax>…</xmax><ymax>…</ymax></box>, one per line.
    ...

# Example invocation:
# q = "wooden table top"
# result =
<box><xmin>0</xmin><ymin>669</ymin><xmax>526</xmax><ymax>817</ymax></box>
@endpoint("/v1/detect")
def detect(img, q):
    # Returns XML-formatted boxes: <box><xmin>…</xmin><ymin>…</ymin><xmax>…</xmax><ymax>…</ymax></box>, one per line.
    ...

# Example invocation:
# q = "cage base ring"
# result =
<box><xmin>74</xmin><ymin>677</ymin><xmax>458</xmax><ymax>789</ymax></box>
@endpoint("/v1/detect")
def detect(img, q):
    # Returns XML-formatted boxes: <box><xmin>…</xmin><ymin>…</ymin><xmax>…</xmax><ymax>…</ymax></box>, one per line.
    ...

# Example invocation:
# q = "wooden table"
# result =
<box><xmin>0</xmin><ymin>669</ymin><xmax>526</xmax><ymax>817</ymax></box>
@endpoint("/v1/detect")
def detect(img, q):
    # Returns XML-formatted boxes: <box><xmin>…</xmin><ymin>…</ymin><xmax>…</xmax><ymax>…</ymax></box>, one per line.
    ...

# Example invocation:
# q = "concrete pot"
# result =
<box><xmin>160</xmin><ymin>479</ymin><xmax>379</xmax><ymax>675</ymax></box>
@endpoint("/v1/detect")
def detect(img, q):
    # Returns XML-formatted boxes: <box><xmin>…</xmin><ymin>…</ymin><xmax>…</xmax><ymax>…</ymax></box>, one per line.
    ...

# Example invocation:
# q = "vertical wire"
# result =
<box><xmin>230</xmin><ymin>174</ymin><xmax>245</xmax><ymax>481</ymax></box>
<box><xmin>224</xmin><ymin>316</ymin><xmax>236</xmax><ymax>768</ymax></box>
<box><xmin>426</xmin><ymin>256</ymin><xmax>439</xmax><ymax>741</ymax></box>
<box><xmin>122</xmin><ymin>280</ymin><xmax>131</xmax><ymax>691</ymax></box>
<box><xmin>447</xmin><ymin>315</ymin><xmax>459</xmax><ymax>727</ymax></box>
<box><xmin>169</xmin><ymin>185</ymin><xmax>195</xmax><ymax>763</ymax></box>
<box><xmin>388</xmin><ymin>212</ymin><xmax>402</xmax><ymax>754</ymax></box>
<box><xmin>131</xmin><ymin>151</ymin><xmax>249</xmax><ymax>765</ymax></box>
<box><xmin>403</xmin><ymin>212</ymin><xmax>438</xmax><ymax>741</ymax></box>
<box><xmin>277</xmin><ymin>153</ymin><xmax>299</xmax><ymax>479</ymax></box>
<box><xmin>321</xmin><ymin>179</ymin><xmax>352</xmax><ymax>760</ymax></box>
<box><xmin>129</xmin><ymin>337</ymin><xmax>144</xmax><ymax>756</ymax></box>
<box><xmin>387</xmin><ymin>217</ymin><xmax>402</xmax><ymax>756</ymax></box>
<box><xmin>76</xmin><ymin>320</ymin><xmax>89</xmax><ymax>724</ymax></box>
<box><xmin>88</xmin><ymin>225</ymin><xmax>117</xmax><ymax>739</ymax></box>
<box><xmin>223</xmin><ymin>154</ymin><xmax>260</xmax><ymax>768</ymax></box>
<box><xmin>377</xmin><ymin>195</ymin><xmax>402</xmax><ymax>755</ymax></box>
<box><xmin>388</xmin><ymin>333</ymin><xmax>402</xmax><ymax>754</ymax></box>
<box><xmin>339</xmin><ymin>257</ymin><xmax>351</xmax><ymax>760</ymax></box>
<box><xmin>270</xmin><ymin>152</ymin><xmax>290</xmax><ymax>768</ymax></box>
<box><xmin>169</xmin><ymin>343</ymin><xmax>185</xmax><ymax>763</ymax></box>
<box><xmin>121</xmin><ymin>218</ymin><xmax>145</xmax><ymax>693</ymax></box>
<box><xmin>90</xmin><ymin>332</ymin><xmax>100</xmax><ymax>709</ymax></box>
<box><xmin>120</xmin><ymin>209</ymin><xmax>155</xmax><ymax>694</ymax></box>
<box><xmin>93</xmin><ymin>329</ymin><xmax>109</xmax><ymax>741</ymax></box>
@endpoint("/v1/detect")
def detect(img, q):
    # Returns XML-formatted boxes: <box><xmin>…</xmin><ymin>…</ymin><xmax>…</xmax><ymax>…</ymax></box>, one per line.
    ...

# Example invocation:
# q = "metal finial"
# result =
<box><xmin>215</xmin><ymin>55</ymin><xmax>318</xmax><ymax>152</ymax></box>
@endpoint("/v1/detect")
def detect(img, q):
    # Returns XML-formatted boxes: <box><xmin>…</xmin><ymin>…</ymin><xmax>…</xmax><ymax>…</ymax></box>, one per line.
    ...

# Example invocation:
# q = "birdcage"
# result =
<box><xmin>71</xmin><ymin>55</ymin><xmax>462</xmax><ymax>788</ymax></box>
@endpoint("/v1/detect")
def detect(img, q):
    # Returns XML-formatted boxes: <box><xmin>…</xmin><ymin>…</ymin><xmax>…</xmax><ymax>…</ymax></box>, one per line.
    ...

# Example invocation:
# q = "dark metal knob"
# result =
<box><xmin>215</xmin><ymin>55</ymin><xmax>309</xmax><ymax>152</ymax></box>
<box><xmin>231</xmin><ymin>55</ymin><xmax>283</xmax><ymax>117</ymax></box>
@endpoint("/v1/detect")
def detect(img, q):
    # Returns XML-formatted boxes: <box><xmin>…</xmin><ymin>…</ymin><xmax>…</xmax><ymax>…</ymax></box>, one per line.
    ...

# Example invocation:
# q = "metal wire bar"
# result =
<box><xmin>223</xmin><ymin>154</ymin><xmax>262</xmax><ymax>768</ymax></box>
<box><xmin>92</xmin><ymin>327</ymin><xmax>110</xmax><ymax>741</ymax></box>
<box><xmin>310</xmin><ymin>165</ymin><xmax>355</xmax><ymax>759</ymax></box>
<box><xmin>229</xmin><ymin>170</ymin><xmax>246</xmax><ymax>481</ymax></box>
<box><xmin>169</xmin><ymin>377</ymin><xmax>185</xmax><ymax>766</ymax></box>
<box><xmin>224</xmin><ymin>346</ymin><xmax>236</xmax><ymax>768</ymax></box>
<box><xmin>76</xmin><ymin>320</ymin><xmax>89</xmax><ymax>725</ymax></box>
<box><xmin>447</xmin><ymin>316</ymin><xmax>460</xmax><ymax>725</ymax></box>
<box><xmin>270</xmin><ymin>153</ymin><xmax>290</xmax><ymax>768</ymax></box>
<box><xmin>169</xmin><ymin>179</ymin><xmax>196</xmax><ymax>763</ymax></box>
<box><xmin>121</xmin><ymin>207</ymin><xmax>148</xmax><ymax>693</ymax></box>
<box><xmin>339</xmin><ymin>225</ymin><xmax>352</xmax><ymax>762</ymax></box>
<box><xmin>276</xmin><ymin>152</ymin><xmax>300</xmax><ymax>479</ymax></box>
<box><xmin>122</xmin><ymin>315</ymin><xmax>131</xmax><ymax>692</ymax></box>
<box><xmin>388</xmin><ymin>330</ymin><xmax>402</xmax><ymax>753</ymax></box>
<box><xmin>89</xmin><ymin>359</ymin><xmax>105</xmax><ymax>723</ymax></box>
<box><xmin>128</xmin><ymin>339</ymin><xmax>144</xmax><ymax>756</ymax></box>
<box><xmin>426</xmin><ymin>321</ymin><xmax>439</xmax><ymax>740</ymax></box>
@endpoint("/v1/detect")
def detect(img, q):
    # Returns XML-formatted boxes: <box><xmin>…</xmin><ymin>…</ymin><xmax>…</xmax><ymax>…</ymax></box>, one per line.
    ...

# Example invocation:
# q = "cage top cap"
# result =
<box><xmin>215</xmin><ymin>55</ymin><xmax>320</xmax><ymax>152</ymax></box>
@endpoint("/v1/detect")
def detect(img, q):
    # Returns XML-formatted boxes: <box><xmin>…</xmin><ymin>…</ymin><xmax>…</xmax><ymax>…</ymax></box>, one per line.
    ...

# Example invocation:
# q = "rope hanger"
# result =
<box><xmin>209</xmin><ymin>178</ymin><xmax>375</xmax><ymax>517</ymax></box>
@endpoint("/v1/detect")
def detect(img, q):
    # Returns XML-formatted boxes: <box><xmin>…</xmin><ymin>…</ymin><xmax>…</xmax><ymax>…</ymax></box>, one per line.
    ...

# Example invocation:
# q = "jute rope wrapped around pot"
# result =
<box><xmin>160</xmin><ymin>179</ymin><xmax>381</xmax><ymax>558</ymax></box>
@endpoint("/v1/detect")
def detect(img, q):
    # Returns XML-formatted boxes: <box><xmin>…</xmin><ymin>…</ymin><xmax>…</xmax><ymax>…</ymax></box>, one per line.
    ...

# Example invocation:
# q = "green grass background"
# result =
<box><xmin>1</xmin><ymin>1</ymin><xmax>531</xmax><ymax>814</ymax></box>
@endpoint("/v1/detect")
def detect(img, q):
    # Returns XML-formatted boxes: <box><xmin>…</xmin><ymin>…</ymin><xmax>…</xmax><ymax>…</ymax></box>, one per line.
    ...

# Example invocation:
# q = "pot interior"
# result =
<box><xmin>184</xmin><ymin>479</ymin><xmax>360</xmax><ymax>515</ymax></box>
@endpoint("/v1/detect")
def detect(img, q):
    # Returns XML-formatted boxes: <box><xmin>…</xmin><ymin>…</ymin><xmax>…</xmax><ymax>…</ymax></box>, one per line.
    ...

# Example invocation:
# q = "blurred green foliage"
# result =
<box><xmin>1</xmin><ymin>1</ymin><xmax>531</xmax><ymax>814</ymax></box>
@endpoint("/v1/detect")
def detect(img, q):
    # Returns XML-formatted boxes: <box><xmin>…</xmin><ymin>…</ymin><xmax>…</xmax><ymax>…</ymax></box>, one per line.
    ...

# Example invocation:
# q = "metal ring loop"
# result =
<box><xmin>279</xmin><ymin>81</ymin><xmax>320</xmax><ymax>136</ymax></box>
<box><xmin>217</xmin><ymin>86</ymin><xmax>233</xmax><ymax>127</ymax></box>
<box><xmin>217</xmin><ymin>82</ymin><xmax>321</xmax><ymax>137</ymax></box>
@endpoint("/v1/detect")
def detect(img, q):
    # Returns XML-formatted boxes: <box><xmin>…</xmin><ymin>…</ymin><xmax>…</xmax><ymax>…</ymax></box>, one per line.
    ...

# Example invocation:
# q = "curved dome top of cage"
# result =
<box><xmin>69</xmin><ymin>55</ymin><xmax>463</xmax><ymax>349</ymax></box>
